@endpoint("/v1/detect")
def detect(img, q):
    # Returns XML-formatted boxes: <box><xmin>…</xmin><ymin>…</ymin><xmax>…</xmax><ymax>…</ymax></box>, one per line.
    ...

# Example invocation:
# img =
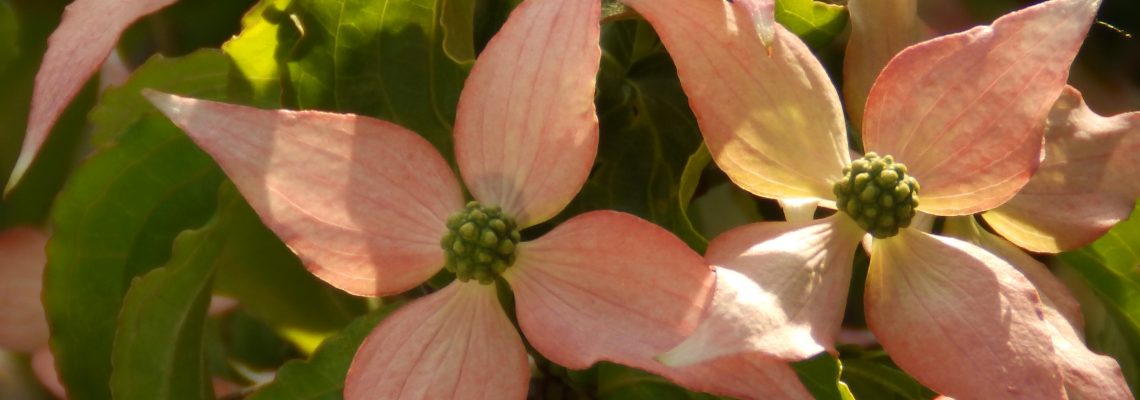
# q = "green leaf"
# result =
<box><xmin>440</xmin><ymin>0</ymin><xmax>476</xmax><ymax>64</ymax></box>
<box><xmin>841</xmin><ymin>357</ymin><xmax>934</xmax><ymax>400</ymax></box>
<box><xmin>595</xmin><ymin>363</ymin><xmax>718</xmax><ymax>400</ymax></box>
<box><xmin>43</xmin><ymin>52</ymin><xmax>230</xmax><ymax>400</ymax></box>
<box><xmin>553</xmin><ymin>20</ymin><xmax>705</xmax><ymax>248</ymax></box>
<box><xmin>109</xmin><ymin>185</ymin><xmax>248</xmax><ymax>400</ymax></box>
<box><xmin>775</xmin><ymin>0</ymin><xmax>849</xmax><ymax>49</ymax></box>
<box><xmin>1058</xmin><ymin>202</ymin><xmax>1140</xmax><ymax>394</ymax></box>
<box><xmin>227</xmin><ymin>0</ymin><xmax>469</xmax><ymax>158</ymax></box>
<box><xmin>247</xmin><ymin>306</ymin><xmax>398</xmax><ymax>400</ymax></box>
<box><xmin>90</xmin><ymin>51</ymin><xmax>231</xmax><ymax>146</ymax></box>
<box><xmin>792</xmin><ymin>354</ymin><xmax>853</xmax><ymax>400</ymax></box>
<box><xmin>223</xmin><ymin>0</ymin><xmax>298</xmax><ymax>107</ymax></box>
<box><xmin>211</xmin><ymin>203</ymin><xmax>366</xmax><ymax>354</ymax></box>
<box><xmin>0</xmin><ymin>0</ymin><xmax>17</xmax><ymax>72</ymax></box>
<box><xmin>677</xmin><ymin>144</ymin><xmax>711</xmax><ymax>252</ymax></box>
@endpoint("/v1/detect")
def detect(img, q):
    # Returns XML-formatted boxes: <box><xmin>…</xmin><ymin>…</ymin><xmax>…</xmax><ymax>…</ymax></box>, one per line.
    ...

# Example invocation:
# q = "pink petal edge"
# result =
<box><xmin>730</xmin><ymin>0</ymin><xmax>776</xmax><ymax>46</ymax></box>
<box><xmin>454</xmin><ymin>0</ymin><xmax>601</xmax><ymax>228</ymax></box>
<box><xmin>984</xmin><ymin>86</ymin><xmax>1140</xmax><ymax>253</ymax></box>
<box><xmin>144</xmin><ymin>91</ymin><xmax>464</xmax><ymax>297</ymax></box>
<box><xmin>843</xmin><ymin>0</ymin><xmax>920</xmax><ymax>131</ymax></box>
<box><xmin>866</xmin><ymin>229</ymin><xmax>1065</xmax><ymax>399</ymax></box>
<box><xmin>863</xmin><ymin>0</ymin><xmax>1102</xmax><ymax>215</ymax></box>
<box><xmin>344</xmin><ymin>283</ymin><xmax>528</xmax><ymax>400</ymax></box>
<box><xmin>32</xmin><ymin>347</ymin><xmax>67</xmax><ymax>399</ymax></box>
<box><xmin>11</xmin><ymin>0</ymin><xmax>178</xmax><ymax>192</ymax></box>
<box><xmin>0</xmin><ymin>228</ymin><xmax>50</xmax><ymax>353</ymax></box>
<box><xmin>504</xmin><ymin>211</ymin><xmax>713</xmax><ymax>370</ymax></box>
<box><xmin>943</xmin><ymin>217</ymin><xmax>1133</xmax><ymax>399</ymax></box>
<box><xmin>622</xmin><ymin>0</ymin><xmax>850</xmax><ymax>202</ymax></box>
<box><xmin>659</xmin><ymin>214</ymin><xmax>865</xmax><ymax>366</ymax></box>
<box><xmin>505</xmin><ymin>210</ymin><xmax>810</xmax><ymax>399</ymax></box>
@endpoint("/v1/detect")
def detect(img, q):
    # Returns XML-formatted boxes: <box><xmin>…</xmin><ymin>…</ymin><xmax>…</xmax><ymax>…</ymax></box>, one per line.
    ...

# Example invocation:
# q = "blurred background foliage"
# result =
<box><xmin>0</xmin><ymin>0</ymin><xmax>1137</xmax><ymax>399</ymax></box>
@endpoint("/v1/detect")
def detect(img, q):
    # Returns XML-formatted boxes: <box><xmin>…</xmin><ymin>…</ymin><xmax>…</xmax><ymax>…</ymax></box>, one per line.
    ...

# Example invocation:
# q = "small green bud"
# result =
<box><xmin>497</xmin><ymin>239</ymin><xmax>515</xmax><ymax>256</ymax></box>
<box><xmin>459</xmin><ymin>222</ymin><xmax>478</xmax><ymax>240</ymax></box>
<box><xmin>832</xmin><ymin>153</ymin><xmax>920</xmax><ymax>239</ymax></box>
<box><xmin>860</xmin><ymin>185</ymin><xmax>879</xmax><ymax>202</ymax></box>
<box><xmin>480</xmin><ymin>229</ymin><xmax>499</xmax><ymax>247</ymax></box>
<box><xmin>489</xmin><ymin>219</ymin><xmax>508</xmax><ymax>234</ymax></box>
<box><xmin>441</xmin><ymin>201</ymin><xmax>522</xmax><ymax>285</ymax></box>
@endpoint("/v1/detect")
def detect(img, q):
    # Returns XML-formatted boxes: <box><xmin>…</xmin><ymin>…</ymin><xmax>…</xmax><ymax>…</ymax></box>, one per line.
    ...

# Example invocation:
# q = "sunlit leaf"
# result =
<box><xmin>42</xmin><ymin>51</ymin><xmax>230</xmax><ymax>400</ymax></box>
<box><xmin>775</xmin><ymin>0</ymin><xmax>848</xmax><ymax>49</ymax></box>
<box><xmin>1059</xmin><ymin>202</ymin><xmax>1140</xmax><ymax>394</ymax></box>
<box><xmin>222</xmin><ymin>0</ymin><xmax>297</xmax><ymax>107</ymax></box>
<box><xmin>247</xmin><ymin>306</ymin><xmax>397</xmax><ymax>400</ymax></box>
<box><xmin>792</xmin><ymin>355</ymin><xmax>853</xmax><ymax>400</ymax></box>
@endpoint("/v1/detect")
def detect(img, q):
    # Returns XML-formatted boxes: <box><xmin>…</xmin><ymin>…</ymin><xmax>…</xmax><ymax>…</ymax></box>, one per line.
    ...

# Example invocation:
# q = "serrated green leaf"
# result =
<box><xmin>792</xmin><ymin>354</ymin><xmax>851</xmax><ymax>400</ymax></box>
<box><xmin>43</xmin><ymin>52</ymin><xmax>230</xmax><ymax>400</ymax></box>
<box><xmin>775</xmin><ymin>0</ymin><xmax>848</xmax><ymax>49</ymax></box>
<box><xmin>841</xmin><ymin>358</ymin><xmax>933</xmax><ymax>400</ymax></box>
<box><xmin>1058</xmin><ymin>202</ymin><xmax>1140</xmax><ymax>394</ymax></box>
<box><xmin>109</xmin><ymin>186</ymin><xmax>248</xmax><ymax>400</ymax></box>
<box><xmin>247</xmin><ymin>306</ymin><xmax>397</xmax><ymax>400</ymax></box>
<box><xmin>90</xmin><ymin>50</ymin><xmax>230</xmax><ymax>146</ymax></box>
<box><xmin>552</xmin><ymin>20</ymin><xmax>705</xmax><ymax>249</ymax></box>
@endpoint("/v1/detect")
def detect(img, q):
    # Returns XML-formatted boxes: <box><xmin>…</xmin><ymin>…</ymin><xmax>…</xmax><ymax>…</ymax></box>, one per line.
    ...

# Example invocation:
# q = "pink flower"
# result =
<box><xmin>621</xmin><ymin>0</ymin><xmax>1114</xmax><ymax>398</ymax></box>
<box><xmin>145</xmin><ymin>0</ymin><xmax>811</xmax><ymax>398</ymax></box>
<box><xmin>843</xmin><ymin>3</ymin><xmax>1134</xmax><ymax>397</ymax></box>
<box><xmin>11</xmin><ymin>0</ymin><xmax>177</xmax><ymax>191</ymax></box>
<box><xmin>843</xmin><ymin>0</ymin><xmax>1140</xmax><ymax>254</ymax></box>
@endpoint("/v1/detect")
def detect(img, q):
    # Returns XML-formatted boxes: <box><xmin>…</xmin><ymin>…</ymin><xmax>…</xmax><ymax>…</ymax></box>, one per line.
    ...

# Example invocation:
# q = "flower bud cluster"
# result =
<box><xmin>441</xmin><ymin>201</ymin><xmax>522</xmax><ymax>284</ymax></box>
<box><xmin>833</xmin><ymin>152</ymin><xmax>920</xmax><ymax>238</ymax></box>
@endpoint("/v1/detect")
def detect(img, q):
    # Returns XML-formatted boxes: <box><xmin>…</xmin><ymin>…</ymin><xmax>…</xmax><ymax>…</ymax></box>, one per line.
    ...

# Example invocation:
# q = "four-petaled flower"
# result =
<box><xmin>621</xmin><ymin>0</ymin><xmax>1122</xmax><ymax>398</ymax></box>
<box><xmin>145</xmin><ymin>0</ymin><xmax>816</xmax><ymax>398</ymax></box>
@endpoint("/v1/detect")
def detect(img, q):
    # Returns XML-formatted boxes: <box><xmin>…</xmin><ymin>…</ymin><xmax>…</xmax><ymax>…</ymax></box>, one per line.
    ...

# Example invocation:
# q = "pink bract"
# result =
<box><xmin>145</xmin><ymin>0</ymin><xmax>810</xmax><ymax>398</ymax></box>
<box><xmin>0</xmin><ymin>227</ymin><xmax>50</xmax><ymax>353</ymax></box>
<box><xmin>11</xmin><ymin>0</ymin><xmax>177</xmax><ymax>192</ymax></box>
<box><xmin>622</xmin><ymin>0</ymin><xmax>1112</xmax><ymax>398</ymax></box>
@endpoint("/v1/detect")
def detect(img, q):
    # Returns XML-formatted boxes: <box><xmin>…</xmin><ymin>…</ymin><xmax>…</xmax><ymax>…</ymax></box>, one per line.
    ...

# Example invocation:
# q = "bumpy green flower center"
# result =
<box><xmin>833</xmin><ymin>152</ymin><xmax>920</xmax><ymax>239</ymax></box>
<box><xmin>440</xmin><ymin>201</ymin><xmax>521</xmax><ymax>285</ymax></box>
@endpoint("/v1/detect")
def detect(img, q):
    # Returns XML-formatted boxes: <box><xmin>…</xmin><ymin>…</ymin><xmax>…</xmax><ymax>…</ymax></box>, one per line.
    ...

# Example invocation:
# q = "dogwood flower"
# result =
<box><xmin>10</xmin><ymin>0</ymin><xmax>177</xmax><ymax>191</ymax></box>
<box><xmin>145</xmin><ymin>0</ymin><xmax>811</xmax><ymax>398</ymax></box>
<box><xmin>844</xmin><ymin>0</ymin><xmax>1140</xmax><ymax>254</ymax></box>
<box><xmin>621</xmin><ymin>0</ymin><xmax>1104</xmax><ymax>398</ymax></box>
<box><xmin>841</xmin><ymin>2</ymin><xmax>1134</xmax><ymax>398</ymax></box>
